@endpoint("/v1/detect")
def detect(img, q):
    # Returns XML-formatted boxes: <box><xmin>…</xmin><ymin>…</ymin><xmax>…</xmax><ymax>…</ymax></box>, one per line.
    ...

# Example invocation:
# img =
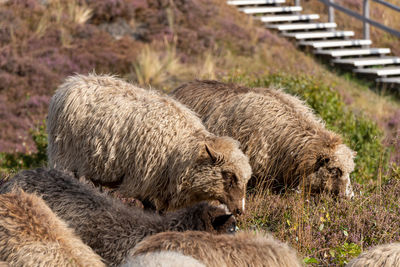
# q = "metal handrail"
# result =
<box><xmin>317</xmin><ymin>0</ymin><xmax>400</xmax><ymax>39</ymax></box>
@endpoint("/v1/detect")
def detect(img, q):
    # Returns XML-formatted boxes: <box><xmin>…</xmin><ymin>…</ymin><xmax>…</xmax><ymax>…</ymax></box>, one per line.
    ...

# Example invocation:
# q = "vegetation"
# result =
<box><xmin>1</xmin><ymin>0</ymin><xmax>400</xmax><ymax>266</ymax></box>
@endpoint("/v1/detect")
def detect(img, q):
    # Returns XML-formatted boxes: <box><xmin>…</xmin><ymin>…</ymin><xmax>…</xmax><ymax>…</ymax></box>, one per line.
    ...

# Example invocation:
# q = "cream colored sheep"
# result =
<box><xmin>347</xmin><ymin>243</ymin><xmax>400</xmax><ymax>267</ymax></box>
<box><xmin>0</xmin><ymin>190</ymin><xmax>105</xmax><ymax>267</ymax></box>
<box><xmin>47</xmin><ymin>74</ymin><xmax>251</xmax><ymax>214</ymax></box>
<box><xmin>171</xmin><ymin>80</ymin><xmax>355</xmax><ymax>198</ymax></box>
<box><xmin>122</xmin><ymin>251</ymin><xmax>205</xmax><ymax>267</ymax></box>
<box><xmin>131</xmin><ymin>230</ymin><xmax>302</xmax><ymax>267</ymax></box>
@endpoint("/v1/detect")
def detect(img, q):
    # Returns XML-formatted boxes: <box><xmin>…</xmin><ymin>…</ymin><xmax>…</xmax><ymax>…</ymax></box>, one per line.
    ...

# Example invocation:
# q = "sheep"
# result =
<box><xmin>171</xmin><ymin>80</ymin><xmax>355</xmax><ymax>198</ymax></box>
<box><xmin>47</xmin><ymin>74</ymin><xmax>251</xmax><ymax>214</ymax></box>
<box><xmin>0</xmin><ymin>168</ymin><xmax>237</xmax><ymax>266</ymax></box>
<box><xmin>122</xmin><ymin>251</ymin><xmax>205</xmax><ymax>267</ymax></box>
<box><xmin>346</xmin><ymin>243</ymin><xmax>400</xmax><ymax>267</ymax></box>
<box><xmin>131</xmin><ymin>230</ymin><xmax>302</xmax><ymax>267</ymax></box>
<box><xmin>0</xmin><ymin>189</ymin><xmax>105</xmax><ymax>267</ymax></box>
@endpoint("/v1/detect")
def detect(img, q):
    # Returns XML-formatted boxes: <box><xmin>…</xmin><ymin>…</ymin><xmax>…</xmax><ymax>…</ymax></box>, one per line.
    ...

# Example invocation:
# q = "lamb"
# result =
<box><xmin>131</xmin><ymin>230</ymin><xmax>302</xmax><ymax>267</ymax></box>
<box><xmin>0</xmin><ymin>168</ymin><xmax>236</xmax><ymax>266</ymax></box>
<box><xmin>347</xmin><ymin>243</ymin><xmax>400</xmax><ymax>267</ymax></box>
<box><xmin>122</xmin><ymin>251</ymin><xmax>205</xmax><ymax>267</ymax></box>
<box><xmin>0</xmin><ymin>189</ymin><xmax>105</xmax><ymax>267</ymax></box>
<box><xmin>171</xmin><ymin>80</ymin><xmax>355</xmax><ymax>198</ymax></box>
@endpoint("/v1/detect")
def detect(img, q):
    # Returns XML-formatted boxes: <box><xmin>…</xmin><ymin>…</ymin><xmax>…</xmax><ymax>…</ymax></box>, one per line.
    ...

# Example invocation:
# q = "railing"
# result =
<box><xmin>317</xmin><ymin>0</ymin><xmax>400</xmax><ymax>40</ymax></box>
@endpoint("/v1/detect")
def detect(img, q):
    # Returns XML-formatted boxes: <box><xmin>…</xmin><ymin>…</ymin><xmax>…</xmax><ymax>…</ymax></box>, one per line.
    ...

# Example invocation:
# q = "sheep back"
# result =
<box><xmin>122</xmin><ymin>251</ymin><xmax>205</xmax><ymax>267</ymax></box>
<box><xmin>0</xmin><ymin>189</ymin><xmax>105</xmax><ymax>267</ymax></box>
<box><xmin>131</xmin><ymin>230</ymin><xmax>302</xmax><ymax>267</ymax></box>
<box><xmin>347</xmin><ymin>243</ymin><xmax>400</xmax><ymax>267</ymax></box>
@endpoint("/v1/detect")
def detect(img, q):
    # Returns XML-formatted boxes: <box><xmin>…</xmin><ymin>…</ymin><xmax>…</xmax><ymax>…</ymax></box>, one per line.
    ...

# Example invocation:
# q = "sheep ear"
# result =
<box><xmin>212</xmin><ymin>214</ymin><xmax>233</xmax><ymax>230</ymax></box>
<box><xmin>203</xmin><ymin>143</ymin><xmax>218</xmax><ymax>163</ymax></box>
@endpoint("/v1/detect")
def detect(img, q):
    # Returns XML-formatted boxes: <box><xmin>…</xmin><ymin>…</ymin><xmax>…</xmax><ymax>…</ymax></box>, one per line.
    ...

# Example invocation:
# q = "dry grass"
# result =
<box><xmin>132</xmin><ymin>40</ymin><xmax>185</xmax><ymax>87</ymax></box>
<box><xmin>238</xmin><ymin>165</ymin><xmax>400</xmax><ymax>266</ymax></box>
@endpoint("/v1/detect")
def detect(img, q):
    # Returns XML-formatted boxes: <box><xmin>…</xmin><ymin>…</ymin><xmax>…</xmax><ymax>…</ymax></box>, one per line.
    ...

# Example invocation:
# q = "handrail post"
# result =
<box><xmin>363</xmin><ymin>0</ymin><xmax>370</xmax><ymax>39</ymax></box>
<box><xmin>328</xmin><ymin>0</ymin><xmax>335</xmax><ymax>23</ymax></box>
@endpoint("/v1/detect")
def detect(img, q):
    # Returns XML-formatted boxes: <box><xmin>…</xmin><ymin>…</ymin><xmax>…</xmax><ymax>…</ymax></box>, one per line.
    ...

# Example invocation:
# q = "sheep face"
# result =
<box><xmin>304</xmin><ymin>144</ymin><xmax>355</xmax><ymax>198</ymax></box>
<box><xmin>181</xmin><ymin>137</ymin><xmax>251</xmax><ymax>215</ymax></box>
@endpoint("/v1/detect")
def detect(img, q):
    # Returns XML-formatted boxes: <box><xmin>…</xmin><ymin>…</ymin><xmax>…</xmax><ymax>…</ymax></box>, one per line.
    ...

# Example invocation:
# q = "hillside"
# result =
<box><xmin>1</xmin><ymin>0</ymin><xmax>400</xmax><ymax>265</ymax></box>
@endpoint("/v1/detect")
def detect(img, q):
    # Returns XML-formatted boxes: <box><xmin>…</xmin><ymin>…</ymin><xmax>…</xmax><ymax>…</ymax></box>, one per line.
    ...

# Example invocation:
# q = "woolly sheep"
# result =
<box><xmin>47</xmin><ymin>74</ymin><xmax>251</xmax><ymax>214</ymax></box>
<box><xmin>0</xmin><ymin>168</ymin><xmax>236</xmax><ymax>266</ymax></box>
<box><xmin>347</xmin><ymin>243</ymin><xmax>400</xmax><ymax>267</ymax></box>
<box><xmin>122</xmin><ymin>251</ymin><xmax>205</xmax><ymax>267</ymax></box>
<box><xmin>171</xmin><ymin>80</ymin><xmax>355</xmax><ymax>198</ymax></box>
<box><xmin>0</xmin><ymin>189</ymin><xmax>105</xmax><ymax>267</ymax></box>
<box><xmin>131</xmin><ymin>230</ymin><xmax>302</xmax><ymax>267</ymax></box>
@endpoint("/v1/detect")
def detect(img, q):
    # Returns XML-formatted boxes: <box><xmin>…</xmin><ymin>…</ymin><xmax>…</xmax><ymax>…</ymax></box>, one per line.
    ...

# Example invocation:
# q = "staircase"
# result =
<box><xmin>227</xmin><ymin>0</ymin><xmax>400</xmax><ymax>90</ymax></box>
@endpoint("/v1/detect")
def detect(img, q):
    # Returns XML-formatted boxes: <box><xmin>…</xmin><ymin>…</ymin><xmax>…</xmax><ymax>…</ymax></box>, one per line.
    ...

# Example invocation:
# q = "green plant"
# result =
<box><xmin>329</xmin><ymin>242</ymin><xmax>362</xmax><ymax>266</ymax></box>
<box><xmin>0</xmin><ymin>122</ymin><xmax>48</xmax><ymax>175</ymax></box>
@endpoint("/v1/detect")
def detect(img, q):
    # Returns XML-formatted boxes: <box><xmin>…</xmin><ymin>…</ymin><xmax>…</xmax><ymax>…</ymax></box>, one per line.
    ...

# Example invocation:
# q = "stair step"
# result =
<box><xmin>299</xmin><ymin>39</ymin><xmax>372</xmax><ymax>48</ymax></box>
<box><xmin>259</xmin><ymin>14</ymin><xmax>319</xmax><ymax>22</ymax></box>
<box><xmin>376</xmin><ymin>77</ymin><xmax>400</xmax><ymax>84</ymax></box>
<box><xmin>354</xmin><ymin>67</ymin><xmax>400</xmax><ymax>76</ymax></box>
<box><xmin>333</xmin><ymin>56</ymin><xmax>400</xmax><ymax>67</ymax></box>
<box><xmin>227</xmin><ymin>0</ymin><xmax>285</xmax><ymax>5</ymax></box>
<box><xmin>240</xmin><ymin>6</ymin><xmax>302</xmax><ymax>14</ymax></box>
<box><xmin>267</xmin><ymin>22</ymin><xmax>336</xmax><ymax>31</ymax></box>
<box><xmin>283</xmin><ymin>30</ymin><xmax>354</xmax><ymax>40</ymax></box>
<box><xmin>316</xmin><ymin>48</ymin><xmax>390</xmax><ymax>57</ymax></box>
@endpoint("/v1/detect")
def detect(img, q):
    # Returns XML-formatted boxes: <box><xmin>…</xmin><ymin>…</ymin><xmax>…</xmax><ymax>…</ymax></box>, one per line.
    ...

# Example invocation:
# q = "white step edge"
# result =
<box><xmin>332</xmin><ymin>56</ymin><xmax>400</xmax><ymax>67</ymax></box>
<box><xmin>282</xmin><ymin>30</ymin><xmax>354</xmax><ymax>39</ymax></box>
<box><xmin>260</xmin><ymin>14</ymin><xmax>320</xmax><ymax>22</ymax></box>
<box><xmin>240</xmin><ymin>6</ymin><xmax>302</xmax><ymax>14</ymax></box>
<box><xmin>267</xmin><ymin>22</ymin><xmax>336</xmax><ymax>31</ymax></box>
<box><xmin>316</xmin><ymin>48</ymin><xmax>391</xmax><ymax>57</ymax></box>
<box><xmin>227</xmin><ymin>0</ymin><xmax>285</xmax><ymax>5</ymax></box>
<box><xmin>376</xmin><ymin>77</ymin><xmax>400</xmax><ymax>84</ymax></box>
<box><xmin>354</xmin><ymin>67</ymin><xmax>400</xmax><ymax>76</ymax></box>
<box><xmin>299</xmin><ymin>39</ymin><xmax>371</xmax><ymax>48</ymax></box>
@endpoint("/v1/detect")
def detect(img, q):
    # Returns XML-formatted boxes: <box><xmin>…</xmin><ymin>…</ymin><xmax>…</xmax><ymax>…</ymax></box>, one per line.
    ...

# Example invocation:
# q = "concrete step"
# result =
<box><xmin>259</xmin><ymin>14</ymin><xmax>319</xmax><ymax>23</ymax></box>
<box><xmin>333</xmin><ymin>56</ymin><xmax>400</xmax><ymax>67</ymax></box>
<box><xmin>227</xmin><ymin>0</ymin><xmax>285</xmax><ymax>5</ymax></box>
<box><xmin>354</xmin><ymin>67</ymin><xmax>400</xmax><ymax>76</ymax></box>
<box><xmin>283</xmin><ymin>30</ymin><xmax>354</xmax><ymax>40</ymax></box>
<box><xmin>267</xmin><ymin>22</ymin><xmax>336</xmax><ymax>31</ymax></box>
<box><xmin>316</xmin><ymin>48</ymin><xmax>390</xmax><ymax>57</ymax></box>
<box><xmin>240</xmin><ymin>6</ymin><xmax>302</xmax><ymax>14</ymax></box>
<box><xmin>376</xmin><ymin>77</ymin><xmax>400</xmax><ymax>84</ymax></box>
<box><xmin>299</xmin><ymin>39</ymin><xmax>372</xmax><ymax>48</ymax></box>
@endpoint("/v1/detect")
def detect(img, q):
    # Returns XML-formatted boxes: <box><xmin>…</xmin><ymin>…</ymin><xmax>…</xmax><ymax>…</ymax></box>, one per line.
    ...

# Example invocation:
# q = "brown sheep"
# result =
<box><xmin>171</xmin><ymin>80</ymin><xmax>355</xmax><ymax>198</ymax></box>
<box><xmin>47</xmin><ymin>74</ymin><xmax>251</xmax><ymax>214</ymax></box>
<box><xmin>131</xmin><ymin>230</ymin><xmax>302</xmax><ymax>267</ymax></box>
<box><xmin>122</xmin><ymin>251</ymin><xmax>205</xmax><ymax>267</ymax></box>
<box><xmin>0</xmin><ymin>189</ymin><xmax>105</xmax><ymax>267</ymax></box>
<box><xmin>347</xmin><ymin>243</ymin><xmax>400</xmax><ymax>267</ymax></box>
<box><xmin>0</xmin><ymin>168</ymin><xmax>236</xmax><ymax>266</ymax></box>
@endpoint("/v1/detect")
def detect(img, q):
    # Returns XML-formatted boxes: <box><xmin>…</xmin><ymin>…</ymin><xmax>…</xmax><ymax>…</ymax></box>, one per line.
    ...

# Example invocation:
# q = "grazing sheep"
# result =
<box><xmin>131</xmin><ymin>230</ymin><xmax>302</xmax><ymax>267</ymax></box>
<box><xmin>347</xmin><ymin>243</ymin><xmax>400</xmax><ymax>267</ymax></box>
<box><xmin>122</xmin><ymin>251</ymin><xmax>205</xmax><ymax>267</ymax></box>
<box><xmin>47</xmin><ymin>74</ymin><xmax>251</xmax><ymax>214</ymax></box>
<box><xmin>0</xmin><ymin>190</ymin><xmax>105</xmax><ymax>267</ymax></box>
<box><xmin>171</xmin><ymin>80</ymin><xmax>355</xmax><ymax>198</ymax></box>
<box><xmin>0</xmin><ymin>168</ymin><xmax>236</xmax><ymax>266</ymax></box>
